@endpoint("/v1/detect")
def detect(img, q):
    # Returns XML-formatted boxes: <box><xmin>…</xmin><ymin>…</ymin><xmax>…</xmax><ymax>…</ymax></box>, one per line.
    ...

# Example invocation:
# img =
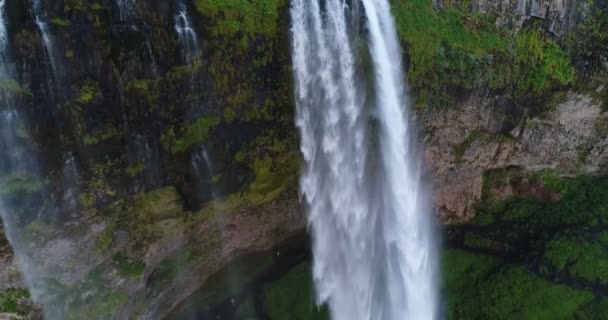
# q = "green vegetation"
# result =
<box><xmin>50</xmin><ymin>18</ymin><xmax>71</xmax><ymax>28</ymax></box>
<box><xmin>0</xmin><ymin>172</ymin><xmax>43</xmax><ymax>195</ymax></box>
<box><xmin>161</xmin><ymin>116</ymin><xmax>221</xmax><ymax>154</ymax></box>
<box><xmin>544</xmin><ymin>233</ymin><xmax>608</xmax><ymax>286</ymax></box>
<box><xmin>0</xmin><ymin>79</ymin><xmax>32</xmax><ymax>97</ymax></box>
<box><xmin>194</xmin><ymin>0</ymin><xmax>285</xmax><ymax>37</ymax></box>
<box><xmin>149</xmin><ymin>246</ymin><xmax>207</xmax><ymax>292</ymax></box>
<box><xmin>67</xmin><ymin>290</ymin><xmax>128</xmax><ymax>320</ymax></box>
<box><xmin>121</xmin><ymin>187</ymin><xmax>186</xmax><ymax>247</ymax></box>
<box><xmin>390</xmin><ymin>0</ymin><xmax>573</xmax><ymax>107</ymax></box>
<box><xmin>125</xmin><ymin>162</ymin><xmax>145</xmax><ymax>177</ymax></box>
<box><xmin>0</xmin><ymin>288</ymin><xmax>31</xmax><ymax>315</ymax></box>
<box><xmin>513</xmin><ymin>30</ymin><xmax>575</xmax><ymax>93</ymax></box>
<box><xmin>83</xmin><ymin>127</ymin><xmax>119</xmax><ymax>145</ymax></box>
<box><xmin>452</xmin><ymin>130</ymin><xmax>482</xmax><ymax>161</ymax></box>
<box><xmin>264</xmin><ymin>263</ymin><xmax>328</xmax><ymax>320</ymax></box>
<box><xmin>76</xmin><ymin>82</ymin><xmax>101</xmax><ymax>105</ymax></box>
<box><xmin>445</xmin><ymin>173</ymin><xmax>608</xmax><ymax>319</ymax></box>
<box><xmin>443</xmin><ymin>250</ymin><xmax>594</xmax><ymax>319</ymax></box>
<box><xmin>112</xmin><ymin>252</ymin><xmax>145</xmax><ymax>279</ymax></box>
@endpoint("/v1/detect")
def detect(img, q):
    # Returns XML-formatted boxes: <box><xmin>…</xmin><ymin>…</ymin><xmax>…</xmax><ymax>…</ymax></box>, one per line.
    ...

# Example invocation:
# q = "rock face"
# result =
<box><xmin>472</xmin><ymin>0</ymin><xmax>587</xmax><ymax>36</ymax></box>
<box><xmin>0</xmin><ymin>0</ymin><xmax>605</xmax><ymax>318</ymax></box>
<box><xmin>424</xmin><ymin>92</ymin><xmax>607</xmax><ymax>223</ymax></box>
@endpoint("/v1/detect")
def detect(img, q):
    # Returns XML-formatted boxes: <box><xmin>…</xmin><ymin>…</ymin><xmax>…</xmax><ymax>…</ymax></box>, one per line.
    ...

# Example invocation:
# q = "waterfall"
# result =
<box><xmin>290</xmin><ymin>0</ymin><xmax>439</xmax><ymax>319</ymax></box>
<box><xmin>0</xmin><ymin>0</ymin><xmax>48</xmax><ymax>314</ymax></box>
<box><xmin>191</xmin><ymin>146</ymin><xmax>219</xmax><ymax>200</ymax></box>
<box><xmin>32</xmin><ymin>0</ymin><xmax>60</xmax><ymax>81</ymax></box>
<box><xmin>175</xmin><ymin>1</ymin><xmax>199</xmax><ymax>62</ymax></box>
<box><xmin>60</xmin><ymin>153</ymin><xmax>80</xmax><ymax>219</ymax></box>
<box><xmin>117</xmin><ymin>0</ymin><xmax>137</xmax><ymax>21</ymax></box>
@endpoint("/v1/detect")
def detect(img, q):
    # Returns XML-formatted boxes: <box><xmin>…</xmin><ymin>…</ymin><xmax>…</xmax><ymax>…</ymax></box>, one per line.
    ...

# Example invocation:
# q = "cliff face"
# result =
<box><xmin>0</xmin><ymin>0</ymin><xmax>606</xmax><ymax>318</ymax></box>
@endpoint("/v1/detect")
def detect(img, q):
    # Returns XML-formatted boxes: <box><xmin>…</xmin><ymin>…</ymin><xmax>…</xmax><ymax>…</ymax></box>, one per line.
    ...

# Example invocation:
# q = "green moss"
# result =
<box><xmin>112</xmin><ymin>252</ymin><xmax>145</xmax><ymax>279</ymax></box>
<box><xmin>67</xmin><ymin>291</ymin><xmax>128</xmax><ymax>320</ymax></box>
<box><xmin>162</xmin><ymin>116</ymin><xmax>221</xmax><ymax>154</ymax></box>
<box><xmin>125</xmin><ymin>162</ymin><xmax>145</xmax><ymax>177</ymax></box>
<box><xmin>594</xmin><ymin>117</ymin><xmax>608</xmax><ymax>138</ymax></box>
<box><xmin>76</xmin><ymin>82</ymin><xmax>101</xmax><ymax>105</ymax></box>
<box><xmin>0</xmin><ymin>288</ymin><xmax>30</xmax><ymax>315</ymax></box>
<box><xmin>223</xmin><ymin>107</ymin><xmax>236</xmax><ymax>123</ymax></box>
<box><xmin>535</xmin><ymin>170</ymin><xmax>578</xmax><ymax>195</ymax></box>
<box><xmin>24</xmin><ymin>219</ymin><xmax>56</xmax><ymax>240</ymax></box>
<box><xmin>444</xmin><ymin>250</ymin><xmax>594</xmax><ymax>320</ymax></box>
<box><xmin>390</xmin><ymin>0</ymin><xmax>573</xmax><ymax>107</ymax></box>
<box><xmin>83</xmin><ymin>127</ymin><xmax>119</xmax><ymax>145</ymax></box>
<box><xmin>263</xmin><ymin>263</ymin><xmax>329</xmax><ymax>320</ymax></box>
<box><xmin>201</xmin><ymin>252</ymin><xmax>273</xmax><ymax>306</ymax></box>
<box><xmin>0</xmin><ymin>172</ymin><xmax>43</xmax><ymax>195</ymax></box>
<box><xmin>452</xmin><ymin>130</ymin><xmax>482</xmax><ymax>161</ymax></box>
<box><xmin>544</xmin><ymin>234</ymin><xmax>608</xmax><ymax>285</ymax></box>
<box><xmin>150</xmin><ymin>247</ymin><xmax>204</xmax><ymax>292</ymax></box>
<box><xmin>575</xmin><ymin>299</ymin><xmax>608</xmax><ymax>320</ymax></box>
<box><xmin>448</xmin><ymin>174</ymin><xmax>608</xmax><ymax>318</ymax></box>
<box><xmin>197</xmin><ymin>147</ymin><xmax>298</xmax><ymax>219</ymax></box>
<box><xmin>513</xmin><ymin>30</ymin><xmax>574</xmax><ymax>93</ymax></box>
<box><xmin>123</xmin><ymin>187</ymin><xmax>186</xmax><ymax>246</ymax></box>
<box><xmin>0</xmin><ymin>79</ymin><xmax>32</xmax><ymax>97</ymax></box>
<box><xmin>236</xmin><ymin>296</ymin><xmax>257</xmax><ymax>319</ymax></box>
<box><xmin>50</xmin><ymin>18</ymin><xmax>71</xmax><ymax>28</ymax></box>
<box><xmin>194</xmin><ymin>0</ymin><xmax>285</xmax><ymax>37</ymax></box>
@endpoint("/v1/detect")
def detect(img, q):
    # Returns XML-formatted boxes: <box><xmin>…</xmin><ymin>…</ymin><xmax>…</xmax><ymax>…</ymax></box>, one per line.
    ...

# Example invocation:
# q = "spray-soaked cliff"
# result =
<box><xmin>0</xmin><ymin>0</ymin><xmax>605</xmax><ymax>318</ymax></box>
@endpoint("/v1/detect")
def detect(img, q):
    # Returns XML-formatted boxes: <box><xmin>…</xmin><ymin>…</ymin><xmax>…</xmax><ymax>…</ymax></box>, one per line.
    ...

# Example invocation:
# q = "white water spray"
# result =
<box><xmin>0</xmin><ymin>0</ymin><xmax>48</xmax><ymax>314</ymax></box>
<box><xmin>290</xmin><ymin>0</ymin><xmax>439</xmax><ymax>319</ymax></box>
<box><xmin>32</xmin><ymin>0</ymin><xmax>60</xmax><ymax>80</ymax></box>
<box><xmin>175</xmin><ymin>1</ymin><xmax>199</xmax><ymax>62</ymax></box>
<box><xmin>117</xmin><ymin>0</ymin><xmax>136</xmax><ymax>21</ymax></box>
<box><xmin>191</xmin><ymin>146</ymin><xmax>219</xmax><ymax>200</ymax></box>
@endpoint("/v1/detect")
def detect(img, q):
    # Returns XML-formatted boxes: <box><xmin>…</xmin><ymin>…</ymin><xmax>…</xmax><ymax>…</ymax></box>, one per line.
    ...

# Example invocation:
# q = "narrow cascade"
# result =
<box><xmin>0</xmin><ymin>0</ymin><xmax>48</xmax><ymax>314</ymax></box>
<box><xmin>129</xmin><ymin>135</ymin><xmax>161</xmax><ymax>189</ymax></box>
<box><xmin>290</xmin><ymin>0</ymin><xmax>438</xmax><ymax>319</ymax></box>
<box><xmin>116</xmin><ymin>0</ymin><xmax>136</xmax><ymax>21</ymax></box>
<box><xmin>175</xmin><ymin>1</ymin><xmax>199</xmax><ymax>62</ymax></box>
<box><xmin>32</xmin><ymin>0</ymin><xmax>60</xmax><ymax>80</ymax></box>
<box><xmin>60</xmin><ymin>152</ymin><xmax>81</xmax><ymax>218</ymax></box>
<box><xmin>191</xmin><ymin>146</ymin><xmax>219</xmax><ymax>200</ymax></box>
<box><xmin>114</xmin><ymin>0</ymin><xmax>158</xmax><ymax>78</ymax></box>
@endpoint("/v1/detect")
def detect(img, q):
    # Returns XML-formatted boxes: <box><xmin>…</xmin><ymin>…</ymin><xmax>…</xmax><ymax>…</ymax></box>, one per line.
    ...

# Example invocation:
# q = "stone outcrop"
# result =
<box><xmin>0</xmin><ymin>0</ymin><xmax>605</xmax><ymax>318</ymax></box>
<box><xmin>425</xmin><ymin>91</ymin><xmax>607</xmax><ymax>223</ymax></box>
<box><xmin>472</xmin><ymin>0</ymin><xmax>587</xmax><ymax>36</ymax></box>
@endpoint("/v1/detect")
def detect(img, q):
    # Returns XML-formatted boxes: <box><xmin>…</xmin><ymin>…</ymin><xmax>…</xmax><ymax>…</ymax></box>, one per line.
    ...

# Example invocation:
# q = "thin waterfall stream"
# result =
<box><xmin>290</xmin><ymin>0</ymin><xmax>439</xmax><ymax>319</ymax></box>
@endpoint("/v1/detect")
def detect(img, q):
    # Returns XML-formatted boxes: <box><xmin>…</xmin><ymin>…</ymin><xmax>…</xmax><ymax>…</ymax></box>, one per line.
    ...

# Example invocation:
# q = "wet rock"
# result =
<box><xmin>424</xmin><ymin>92</ymin><xmax>605</xmax><ymax>223</ymax></box>
<box><xmin>472</xmin><ymin>0</ymin><xmax>587</xmax><ymax>36</ymax></box>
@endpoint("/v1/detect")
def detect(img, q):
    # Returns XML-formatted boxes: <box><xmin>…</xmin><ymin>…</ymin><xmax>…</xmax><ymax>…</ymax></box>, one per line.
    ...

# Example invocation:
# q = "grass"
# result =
<box><xmin>390</xmin><ymin>0</ymin><xmax>573</xmax><ymax>106</ymax></box>
<box><xmin>194</xmin><ymin>0</ymin><xmax>286</xmax><ymax>37</ymax></box>
<box><xmin>112</xmin><ymin>252</ymin><xmax>145</xmax><ymax>279</ymax></box>
<box><xmin>263</xmin><ymin>263</ymin><xmax>329</xmax><ymax>320</ymax></box>
<box><xmin>444</xmin><ymin>250</ymin><xmax>594</xmax><ymax>320</ymax></box>
<box><xmin>161</xmin><ymin>116</ymin><xmax>221</xmax><ymax>154</ymax></box>
<box><xmin>0</xmin><ymin>172</ymin><xmax>43</xmax><ymax>195</ymax></box>
<box><xmin>0</xmin><ymin>288</ymin><xmax>31</xmax><ymax>315</ymax></box>
<box><xmin>446</xmin><ymin>173</ymin><xmax>608</xmax><ymax>319</ymax></box>
<box><xmin>544</xmin><ymin>234</ymin><xmax>608</xmax><ymax>285</ymax></box>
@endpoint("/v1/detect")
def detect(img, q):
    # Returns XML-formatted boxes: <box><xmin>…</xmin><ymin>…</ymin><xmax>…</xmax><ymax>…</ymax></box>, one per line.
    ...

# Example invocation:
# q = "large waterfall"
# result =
<box><xmin>290</xmin><ymin>0</ymin><xmax>438</xmax><ymax>319</ymax></box>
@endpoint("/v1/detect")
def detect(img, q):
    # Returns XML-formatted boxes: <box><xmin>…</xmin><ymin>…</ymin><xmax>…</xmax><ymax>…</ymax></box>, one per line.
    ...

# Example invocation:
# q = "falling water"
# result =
<box><xmin>175</xmin><ymin>1</ymin><xmax>199</xmax><ymax>62</ymax></box>
<box><xmin>60</xmin><ymin>153</ymin><xmax>80</xmax><ymax>219</ymax></box>
<box><xmin>0</xmin><ymin>0</ymin><xmax>48</xmax><ymax>314</ymax></box>
<box><xmin>32</xmin><ymin>0</ymin><xmax>60</xmax><ymax>80</ymax></box>
<box><xmin>117</xmin><ymin>0</ymin><xmax>137</xmax><ymax>21</ymax></box>
<box><xmin>129</xmin><ymin>135</ymin><xmax>161</xmax><ymax>189</ymax></box>
<box><xmin>191</xmin><ymin>146</ymin><xmax>219</xmax><ymax>200</ymax></box>
<box><xmin>291</xmin><ymin>0</ymin><xmax>438</xmax><ymax>319</ymax></box>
